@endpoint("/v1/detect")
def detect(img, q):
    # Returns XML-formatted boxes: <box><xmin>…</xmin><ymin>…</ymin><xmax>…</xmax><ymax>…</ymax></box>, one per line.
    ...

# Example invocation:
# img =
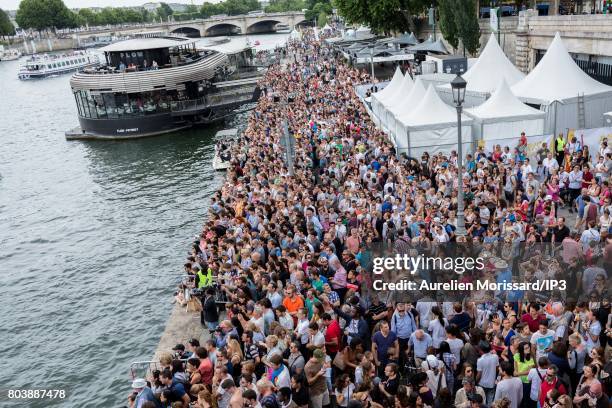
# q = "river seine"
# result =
<box><xmin>0</xmin><ymin>33</ymin><xmax>288</xmax><ymax>407</ymax></box>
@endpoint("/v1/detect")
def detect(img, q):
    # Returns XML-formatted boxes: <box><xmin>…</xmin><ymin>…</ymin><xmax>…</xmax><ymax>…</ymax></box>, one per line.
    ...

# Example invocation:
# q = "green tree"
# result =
<box><xmin>305</xmin><ymin>1</ymin><xmax>332</xmax><ymax>21</ymax></box>
<box><xmin>437</xmin><ymin>0</ymin><xmax>459</xmax><ymax>51</ymax></box>
<box><xmin>334</xmin><ymin>0</ymin><xmax>427</xmax><ymax>34</ymax></box>
<box><xmin>221</xmin><ymin>0</ymin><xmax>260</xmax><ymax>15</ymax></box>
<box><xmin>16</xmin><ymin>0</ymin><xmax>77</xmax><ymax>31</ymax></box>
<box><xmin>200</xmin><ymin>2</ymin><xmax>224</xmax><ymax>18</ymax></box>
<box><xmin>454</xmin><ymin>0</ymin><xmax>480</xmax><ymax>54</ymax></box>
<box><xmin>0</xmin><ymin>8</ymin><xmax>16</xmax><ymax>37</ymax></box>
<box><xmin>77</xmin><ymin>8</ymin><xmax>99</xmax><ymax>26</ymax></box>
<box><xmin>157</xmin><ymin>2</ymin><xmax>174</xmax><ymax>21</ymax></box>
<box><xmin>265</xmin><ymin>0</ymin><xmax>307</xmax><ymax>13</ymax></box>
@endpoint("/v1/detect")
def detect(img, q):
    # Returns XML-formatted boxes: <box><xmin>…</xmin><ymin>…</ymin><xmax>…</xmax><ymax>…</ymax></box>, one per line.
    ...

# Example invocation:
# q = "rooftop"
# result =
<box><xmin>99</xmin><ymin>36</ymin><xmax>195</xmax><ymax>53</ymax></box>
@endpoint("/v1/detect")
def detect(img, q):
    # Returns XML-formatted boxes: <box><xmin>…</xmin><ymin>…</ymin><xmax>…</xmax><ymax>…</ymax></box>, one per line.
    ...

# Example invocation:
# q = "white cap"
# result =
<box><xmin>131</xmin><ymin>378</ymin><xmax>147</xmax><ymax>389</ymax></box>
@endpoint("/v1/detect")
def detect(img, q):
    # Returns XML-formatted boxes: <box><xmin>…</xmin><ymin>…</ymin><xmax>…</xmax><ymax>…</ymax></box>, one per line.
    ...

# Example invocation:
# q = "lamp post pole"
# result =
<box><xmin>370</xmin><ymin>45</ymin><xmax>375</xmax><ymax>79</ymax></box>
<box><xmin>455</xmin><ymin>103</ymin><xmax>466</xmax><ymax>237</ymax></box>
<box><xmin>451</xmin><ymin>73</ymin><xmax>467</xmax><ymax>237</ymax></box>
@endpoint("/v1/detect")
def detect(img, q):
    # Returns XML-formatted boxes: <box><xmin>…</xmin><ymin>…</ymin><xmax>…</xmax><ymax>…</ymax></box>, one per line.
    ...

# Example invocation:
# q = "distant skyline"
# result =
<box><xmin>0</xmin><ymin>0</ymin><xmax>221</xmax><ymax>11</ymax></box>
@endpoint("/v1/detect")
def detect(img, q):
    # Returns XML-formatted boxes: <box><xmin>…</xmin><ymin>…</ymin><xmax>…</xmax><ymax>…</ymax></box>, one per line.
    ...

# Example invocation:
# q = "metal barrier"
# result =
<box><xmin>129</xmin><ymin>358</ymin><xmax>189</xmax><ymax>380</ymax></box>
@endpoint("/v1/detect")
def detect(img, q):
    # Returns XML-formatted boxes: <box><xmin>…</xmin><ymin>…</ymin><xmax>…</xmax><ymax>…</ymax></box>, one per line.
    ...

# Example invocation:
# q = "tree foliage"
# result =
<box><xmin>16</xmin><ymin>0</ymin><xmax>78</xmax><ymax>31</ymax></box>
<box><xmin>437</xmin><ymin>0</ymin><xmax>459</xmax><ymax>50</ymax></box>
<box><xmin>75</xmin><ymin>7</ymin><xmax>152</xmax><ymax>26</ymax></box>
<box><xmin>0</xmin><ymin>8</ymin><xmax>16</xmax><ymax>36</ymax></box>
<box><xmin>334</xmin><ymin>0</ymin><xmax>428</xmax><ymax>34</ymax></box>
<box><xmin>305</xmin><ymin>1</ymin><xmax>332</xmax><ymax>22</ymax></box>
<box><xmin>200</xmin><ymin>2</ymin><xmax>225</xmax><ymax>18</ymax></box>
<box><xmin>156</xmin><ymin>2</ymin><xmax>174</xmax><ymax>21</ymax></box>
<box><xmin>265</xmin><ymin>0</ymin><xmax>307</xmax><ymax>13</ymax></box>
<box><xmin>454</xmin><ymin>0</ymin><xmax>480</xmax><ymax>54</ymax></box>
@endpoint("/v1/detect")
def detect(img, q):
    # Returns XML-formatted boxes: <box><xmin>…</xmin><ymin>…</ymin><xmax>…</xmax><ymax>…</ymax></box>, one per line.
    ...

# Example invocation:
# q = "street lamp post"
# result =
<box><xmin>451</xmin><ymin>73</ymin><xmax>467</xmax><ymax>237</ymax></box>
<box><xmin>369</xmin><ymin>44</ymin><xmax>375</xmax><ymax>79</ymax></box>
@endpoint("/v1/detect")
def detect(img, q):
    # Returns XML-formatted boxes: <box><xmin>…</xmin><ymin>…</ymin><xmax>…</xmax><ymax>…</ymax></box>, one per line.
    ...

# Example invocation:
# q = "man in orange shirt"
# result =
<box><xmin>282</xmin><ymin>284</ymin><xmax>304</xmax><ymax>324</ymax></box>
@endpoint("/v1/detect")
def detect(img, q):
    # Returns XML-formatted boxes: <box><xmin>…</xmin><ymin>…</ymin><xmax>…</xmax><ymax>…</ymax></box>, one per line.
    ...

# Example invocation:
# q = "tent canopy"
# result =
<box><xmin>466</xmin><ymin>79</ymin><xmax>545</xmax><ymax>123</ymax></box>
<box><xmin>391</xmin><ymin>76</ymin><xmax>426</xmax><ymax>118</ymax></box>
<box><xmin>381</xmin><ymin>73</ymin><xmax>414</xmax><ymax>107</ymax></box>
<box><xmin>401</xmin><ymin>84</ymin><xmax>471</xmax><ymax>129</ymax></box>
<box><xmin>392</xmin><ymin>32</ymin><xmax>418</xmax><ymax>45</ymax></box>
<box><xmin>409</xmin><ymin>38</ymin><xmax>449</xmax><ymax>54</ymax></box>
<box><xmin>384</xmin><ymin>74</ymin><xmax>414</xmax><ymax>115</ymax></box>
<box><xmin>372</xmin><ymin>66</ymin><xmax>403</xmax><ymax>103</ymax></box>
<box><xmin>511</xmin><ymin>32</ymin><xmax>612</xmax><ymax>104</ymax></box>
<box><xmin>441</xmin><ymin>34</ymin><xmax>524</xmax><ymax>94</ymax></box>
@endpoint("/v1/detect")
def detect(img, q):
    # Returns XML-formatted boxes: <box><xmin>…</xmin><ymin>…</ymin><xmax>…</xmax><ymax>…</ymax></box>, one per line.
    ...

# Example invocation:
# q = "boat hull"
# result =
<box><xmin>18</xmin><ymin>63</ymin><xmax>98</xmax><ymax>80</ymax></box>
<box><xmin>67</xmin><ymin>112</ymin><xmax>190</xmax><ymax>140</ymax></box>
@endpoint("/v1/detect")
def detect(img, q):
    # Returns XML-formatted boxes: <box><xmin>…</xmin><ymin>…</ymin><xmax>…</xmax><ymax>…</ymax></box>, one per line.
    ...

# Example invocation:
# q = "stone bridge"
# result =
<box><xmin>166</xmin><ymin>12</ymin><xmax>308</xmax><ymax>37</ymax></box>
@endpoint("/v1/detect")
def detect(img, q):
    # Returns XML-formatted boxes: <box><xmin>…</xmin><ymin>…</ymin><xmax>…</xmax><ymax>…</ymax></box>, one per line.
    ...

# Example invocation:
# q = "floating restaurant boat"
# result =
<box><xmin>65</xmin><ymin>36</ymin><xmax>262</xmax><ymax>140</ymax></box>
<box><xmin>0</xmin><ymin>48</ymin><xmax>21</xmax><ymax>61</ymax></box>
<box><xmin>18</xmin><ymin>50</ymin><xmax>99</xmax><ymax>79</ymax></box>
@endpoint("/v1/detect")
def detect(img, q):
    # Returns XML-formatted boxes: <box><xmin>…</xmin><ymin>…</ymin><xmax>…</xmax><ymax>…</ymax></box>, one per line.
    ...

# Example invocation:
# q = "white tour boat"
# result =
<box><xmin>0</xmin><ymin>48</ymin><xmax>22</xmax><ymax>61</ymax></box>
<box><xmin>18</xmin><ymin>51</ymin><xmax>99</xmax><ymax>80</ymax></box>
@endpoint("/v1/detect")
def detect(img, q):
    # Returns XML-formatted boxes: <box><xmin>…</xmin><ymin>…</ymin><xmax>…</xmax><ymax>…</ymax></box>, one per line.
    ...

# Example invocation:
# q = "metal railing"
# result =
<box><xmin>170</xmin><ymin>87</ymin><xmax>257</xmax><ymax>112</ymax></box>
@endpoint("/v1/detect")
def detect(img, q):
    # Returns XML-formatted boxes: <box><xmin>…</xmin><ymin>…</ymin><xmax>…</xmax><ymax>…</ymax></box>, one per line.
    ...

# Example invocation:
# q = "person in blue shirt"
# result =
<box><xmin>159</xmin><ymin>369</ymin><xmax>190</xmax><ymax>406</ymax></box>
<box><xmin>131</xmin><ymin>378</ymin><xmax>161</xmax><ymax>408</ymax></box>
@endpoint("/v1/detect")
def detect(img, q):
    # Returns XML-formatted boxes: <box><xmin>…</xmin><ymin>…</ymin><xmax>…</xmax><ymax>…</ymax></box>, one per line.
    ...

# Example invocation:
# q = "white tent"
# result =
<box><xmin>511</xmin><ymin>32</ymin><xmax>612</xmax><ymax>134</ymax></box>
<box><xmin>437</xmin><ymin>34</ymin><xmax>525</xmax><ymax>107</ymax></box>
<box><xmin>395</xmin><ymin>85</ymin><xmax>473</xmax><ymax>157</ymax></box>
<box><xmin>390</xmin><ymin>77</ymin><xmax>427</xmax><ymax>143</ymax></box>
<box><xmin>465</xmin><ymin>79</ymin><xmax>545</xmax><ymax>142</ymax></box>
<box><xmin>371</xmin><ymin>67</ymin><xmax>403</xmax><ymax>124</ymax></box>
<box><xmin>381</xmin><ymin>74</ymin><xmax>414</xmax><ymax>130</ymax></box>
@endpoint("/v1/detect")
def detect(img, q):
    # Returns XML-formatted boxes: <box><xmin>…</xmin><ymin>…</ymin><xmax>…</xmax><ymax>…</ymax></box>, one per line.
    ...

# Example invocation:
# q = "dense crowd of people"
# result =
<box><xmin>127</xmin><ymin>29</ymin><xmax>611</xmax><ymax>408</ymax></box>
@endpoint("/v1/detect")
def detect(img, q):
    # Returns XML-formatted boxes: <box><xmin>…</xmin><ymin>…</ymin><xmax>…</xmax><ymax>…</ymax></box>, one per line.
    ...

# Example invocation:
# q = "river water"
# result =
<box><xmin>0</xmin><ymin>33</ymin><xmax>288</xmax><ymax>408</ymax></box>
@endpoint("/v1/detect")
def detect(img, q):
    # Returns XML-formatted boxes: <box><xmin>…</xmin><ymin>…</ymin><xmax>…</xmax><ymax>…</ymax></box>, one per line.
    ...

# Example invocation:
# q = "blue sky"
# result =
<box><xmin>0</xmin><ymin>0</ymin><xmax>220</xmax><ymax>11</ymax></box>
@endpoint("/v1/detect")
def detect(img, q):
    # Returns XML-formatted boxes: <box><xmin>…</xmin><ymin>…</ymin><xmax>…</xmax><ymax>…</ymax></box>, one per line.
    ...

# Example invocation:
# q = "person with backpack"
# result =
<box><xmin>539</xmin><ymin>365</ymin><xmax>567</xmax><ymax>408</ymax></box>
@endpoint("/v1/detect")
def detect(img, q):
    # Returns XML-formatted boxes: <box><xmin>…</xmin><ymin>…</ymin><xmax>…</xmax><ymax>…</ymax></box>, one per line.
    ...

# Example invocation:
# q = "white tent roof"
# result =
<box><xmin>372</xmin><ymin>67</ymin><xmax>403</xmax><ymax>103</ymax></box>
<box><xmin>466</xmin><ymin>79</ymin><xmax>546</xmax><ymax>122</ymax></box>
<box><xmin>382</xmin><ymin>73</ymin><xmax>414</xmax><ymax>108</ymax></box>
<box><xmin>457</xmin><ymin>34</ymin><xmax>524</xmax><ymax>94</ymax></box>
<box><xmin>391</xmin><ymin>76</ymin><xmax>426</xmax><ymax>117</ymax></box>
<box><xmin>401</xmin><ymin>84</ymin><xmax>471</xmax><ymax>128</ymax></box>
<box><xmin>512</xmin><ymin>32</ymin><xmax>612</xmax><ymax>104</ymax></box>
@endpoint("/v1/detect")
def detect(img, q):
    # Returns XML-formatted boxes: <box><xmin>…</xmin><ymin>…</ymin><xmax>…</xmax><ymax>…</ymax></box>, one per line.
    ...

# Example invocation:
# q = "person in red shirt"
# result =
<box><xmin>539</xmin><ymin>365</ymin><xmax>567</xmax><ymax>407</ymax></box>
<box><xmin>521</xmin><ymin>303</ymin><xmax>545</xmax><ymax>333</ymax></box>
<box><xmin>322</xmin><ymin>313</ymin><xmax>342</xmax><ymax>357</ymax></box>
<box><xmin>195</xmin><ymin>347</ymin><xmax>214</xmax><ymax>386</ymax></box>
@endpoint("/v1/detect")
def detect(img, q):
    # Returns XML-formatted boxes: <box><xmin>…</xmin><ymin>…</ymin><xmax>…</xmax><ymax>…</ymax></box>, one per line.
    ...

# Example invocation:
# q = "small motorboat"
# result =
<box><xmin>212</xmin><ymin>128</ymin><xmax>238</xmax><ymax>171</ymax></box>
<box><xmin>254</xmin><ymin>40</ymin><xmax>261</xmax><ymax>46</ymax></box>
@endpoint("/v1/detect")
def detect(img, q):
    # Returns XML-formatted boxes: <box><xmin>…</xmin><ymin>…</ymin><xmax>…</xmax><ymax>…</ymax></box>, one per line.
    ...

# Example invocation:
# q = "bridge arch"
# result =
<box><xmin>170</xmin><ymin>26</ymin><xmax>201</xmax><ymax>38</ymax></box>
<box><xmin>246</xmin><ymin>19</ymin><xmax>283</xmax><ymax>34</ymax></box>
<box><xmin>294</xmin><ymin>19</ymin><xmax>312</xmax><ymax>27</ymax></box>
<box><xmin>204</xmin><ymin>23</ymin><xmax>242</xmax><ymax>37</ymax></box>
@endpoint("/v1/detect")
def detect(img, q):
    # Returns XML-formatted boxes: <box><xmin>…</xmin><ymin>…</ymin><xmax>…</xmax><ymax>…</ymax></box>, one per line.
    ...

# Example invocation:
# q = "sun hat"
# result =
<box><xmin>131</xmin><ymin>378</ymin><xmax>147</xmax><ymax>389</ymax></box>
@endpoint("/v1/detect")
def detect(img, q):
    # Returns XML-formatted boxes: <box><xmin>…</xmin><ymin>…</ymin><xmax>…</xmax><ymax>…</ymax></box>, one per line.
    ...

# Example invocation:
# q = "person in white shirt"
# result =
<box><xmin>543</xmin><ymin>152</ymin><xmax>559</xmax><ymax>178</ymax></box>
<box><xmin>582</xmin><ymin>310</ymin><xmax>602</xmax><ymax>352</ymax></box>
<box><xmin>527</xmin><ymin>358</ymin><xmax>549</xmax><ymax>405</ymax></box>
<box><xmin>530</xmin><ymin>320</ymin><xmax>556</xmax><ymax>360</ymax></box>
<box><xmin>494</xmin><ymin>361</ymin><xmax>523</xmax><ymax>408</ymax></box>
<box><xmin>427</xmin><ymin>307</ymin><xmax>448</xmax><ymax>348</ymax></box>
<box><xmin>476</xmin><ymin>342</ymin><xmax>499</xmax><ymax>405</ymax></box>
<box><xmin>521</xmin><ymin>158</ymin><xmax>534</xmax><ymax>180</ymax></box>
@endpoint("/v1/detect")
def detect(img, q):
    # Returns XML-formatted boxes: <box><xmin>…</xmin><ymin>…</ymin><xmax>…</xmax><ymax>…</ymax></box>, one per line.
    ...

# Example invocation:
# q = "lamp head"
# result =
<box><xmin>451</xmin><ymin>73</ymin><xmax>467</xmax><ymax>106</ymax></box>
